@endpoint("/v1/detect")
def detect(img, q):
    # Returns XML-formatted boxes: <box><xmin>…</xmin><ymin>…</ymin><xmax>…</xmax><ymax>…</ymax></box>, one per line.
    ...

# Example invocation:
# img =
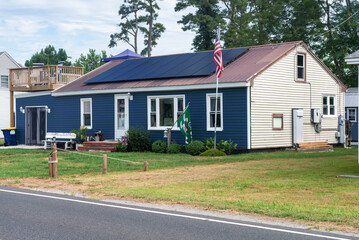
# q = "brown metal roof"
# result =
<box><xmin>55</xmin><ymin>41</ymin><xmax>343</xmax><ymax>93</ymax></box>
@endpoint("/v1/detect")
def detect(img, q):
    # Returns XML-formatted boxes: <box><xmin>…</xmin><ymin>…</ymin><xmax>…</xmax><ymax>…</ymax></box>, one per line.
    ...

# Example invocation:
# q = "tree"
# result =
<box><xmin>109</xmin><ymin>0</ymin><xmax>165</xmax><ymax>57</ymax></box>
<box><xmin>138</xmin><ymin>0</ymin><xmax>166</xmax><ymax>56</ymax></box>
<box><xmin>175</xmin><ymin>0</ymin><xmax>224</xmax><ymax>51</ymax></box>
<box><xmin>73</xmin><ymin>49</ymin><xmax>108</xmax><ymax>74</ymax></box>
<box><xmin>109</xmin><ymin>0</ymin><xmax>141</xmax><ymax>53</ymax></box>
<box><xmin>313</xmin><ymin>0</ymin><xmax>359</xmax><ymax>87</ymax></box>
<box><xmin>25</xmin><ymin>45</ymin><xmax>71</xmax><ymax>67</ymax></box>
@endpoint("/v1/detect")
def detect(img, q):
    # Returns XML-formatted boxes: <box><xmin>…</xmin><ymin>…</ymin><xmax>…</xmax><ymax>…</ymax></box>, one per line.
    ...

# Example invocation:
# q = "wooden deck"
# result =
<box><xmin>295</xmin><ymin>141</ymin><xmax>333</xmax><ymax>151</ymax></box>
<box><xmin>10</xmin><ymin>66</ymin><xmax>83</xmax><ymax>92</ymax></box>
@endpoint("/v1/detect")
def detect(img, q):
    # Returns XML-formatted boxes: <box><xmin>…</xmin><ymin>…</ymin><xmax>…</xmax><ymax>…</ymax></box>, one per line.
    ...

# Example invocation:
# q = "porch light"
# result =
<box><xmin>127</xmin><ymin>92</ymin><xmax>133</xmax><ymax>100</ymax></box>
<box><xmin>164</xmin><ymin>129</ymin><xmax>168</xmax><ymax>138</ymax></box>
<box><xmin>46</xmin><ymin>106</ymin><xmax>51</xmax><ymax>114</ymax></box>
<box><xmin>19</xmin><ymin>106</ymin><xmax>25</xmax><ymax>114</ymax></box>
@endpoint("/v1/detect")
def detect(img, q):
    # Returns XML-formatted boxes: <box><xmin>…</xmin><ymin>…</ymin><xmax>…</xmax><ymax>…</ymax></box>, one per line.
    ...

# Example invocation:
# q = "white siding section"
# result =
<box><xmin>0</xmin><ymin>53</ymin><xmax>21</xmax><ymax>138</ymax></box>
<box><xmin>251</xmin><ymin>46</ymin><xmax>345</xmax><ymax>149</ymax></box>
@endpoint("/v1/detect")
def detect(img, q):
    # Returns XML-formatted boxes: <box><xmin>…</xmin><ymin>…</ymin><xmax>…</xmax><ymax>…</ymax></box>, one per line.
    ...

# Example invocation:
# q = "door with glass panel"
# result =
<box><xmin>114</xmin><ymin>95</ymin><xmax>129</xmax><ymax>140</ymax></box>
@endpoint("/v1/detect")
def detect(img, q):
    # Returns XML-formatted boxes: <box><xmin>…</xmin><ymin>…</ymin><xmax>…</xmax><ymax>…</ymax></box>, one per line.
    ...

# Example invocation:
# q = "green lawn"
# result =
<box><xmin>0</xmin><ymin>147</ymin><xmax>358</xmax><ymax>230</ymax></box>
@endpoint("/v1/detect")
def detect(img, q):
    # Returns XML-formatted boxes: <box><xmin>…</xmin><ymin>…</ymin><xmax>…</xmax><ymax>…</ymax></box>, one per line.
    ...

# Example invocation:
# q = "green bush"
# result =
<box><xmin>203</xmin><ymin>138</ymin><xmax>214</xmax><ymax>150</ymax></box>
<box><xmin>126</xmin><ymin>127</ymin><xmax>151</xmax><ymax>152</ymax></box>
<box><xmin>203</xmin><ymin>138</ymin><xmax>237</xmax><ymax>155</ymax></box>
<box><xmin>152</xmin><ymin>140</ymin><xmax>167</xmax><ymax>153</ymax></box>
<box><xmin>186</xmin><ymin>140</ymin><xmax>204</xmax><ymax>155</ymax></box>
<box><xmin>199</xmin><ymin>149</ymin><xmax>226</xmax><ymax>157</ymax></box>
<box><xmin>167</xmin><ymin>144</ymin><xmax>184</xmax><ymax>154</ymax></box>
<box><xmin>116</xmin><ymin>137</ymin><xmax>128</xmax><ymax>152</ymax></box>
<box><xmin>70</xmin><ymin>126</ymin><xmax>88</xmax><ymax>143</ymax></box>
<box><xmin>218</xmin><ymin>140</ymin><xmax>238</xmax><ymax>155</ymax></box>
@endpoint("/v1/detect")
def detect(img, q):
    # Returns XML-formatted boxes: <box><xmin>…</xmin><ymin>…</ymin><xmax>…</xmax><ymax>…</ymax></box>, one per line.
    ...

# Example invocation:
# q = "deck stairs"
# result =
<box><xmin>77</xmin><ymin>141</ymin><xmax>118</xmax><ymax>152</ymax></box>
<box><xmin>295</xmin><ymin>141</ymin><xmax>333</xmax><ymax>152</ymax></box>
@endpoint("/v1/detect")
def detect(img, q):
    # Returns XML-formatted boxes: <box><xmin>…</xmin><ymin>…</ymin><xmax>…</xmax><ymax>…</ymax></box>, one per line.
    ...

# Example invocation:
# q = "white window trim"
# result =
<box><xmin>322</xmin><ymin>95</ymin><xmax>337</xmax><ymax>118</ymax></box>
<box><xmin>347</xmin><ymin>108</ymin><xmax>357</xmax><ymax>122</ymax></box>
<box><xmin>147</xmin><ymin>95</ymin><xmax>185</xmax><ymax>130</ymax></box>
<box><xmin>0</xmin><ymin>75</ymin><xmax>9</xmax><ymax>88</ymax></box>
<box><xmin>206</xmin><ymin>93</ymin><xmax>223</xmax><ymax>131</ymax></box>
<box><xmin>297</xmin><ymin>54</ymin><xmax>305</xmax><ymax>81</ymax></box>
<box><xmin>80</xmin><ymin>98</ymin><xmax>92</xmax><ymax>129</ymax></box>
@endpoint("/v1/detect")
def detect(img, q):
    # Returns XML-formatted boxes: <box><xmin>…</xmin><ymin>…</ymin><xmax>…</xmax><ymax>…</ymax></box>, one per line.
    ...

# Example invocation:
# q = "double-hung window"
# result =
<box><xmin>347</xmin><ymin>108</ymin><xmax>357</xmax><ymax>122</ymax></box>
<box><xmin>81</xmin><ymin>98</ymin><xmax>92</xmax><ymax>129</ymax></box>
<box><xmin>206</xmin><ymin>93</ymin><xmax>223</xmax><ymax>131</ymax></box>
<box><xmin>148</xmin><ymin>95</ymin><xmax>185</xmax><ymax>130</ymax></box>
<box><xmin>1</xmin><ymin>75</ymin><xmax>8</xmax><ymax>88</ymax></box>
<box><xmin>297</xmin><ymin>54</ymin><xmax>305</xmax><ymax>81</ymax></box>
<box><xmin>323</xmin><ymin>95</ymin><xmax>336</xmax><ymax>116</ymax></box>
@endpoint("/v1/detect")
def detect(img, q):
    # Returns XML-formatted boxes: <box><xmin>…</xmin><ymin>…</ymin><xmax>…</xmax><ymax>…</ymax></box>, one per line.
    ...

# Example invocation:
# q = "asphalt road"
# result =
<box><xmin>0</xmin><ymin>186</ymin><xmax>357</xmax><ymax>240</ymax></box>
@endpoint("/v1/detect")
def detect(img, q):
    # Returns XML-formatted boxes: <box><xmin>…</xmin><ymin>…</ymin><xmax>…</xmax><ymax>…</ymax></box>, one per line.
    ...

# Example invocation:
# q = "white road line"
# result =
<box><xmin>0</xmin><ymin>188</ymin><xmax>351</xmax><ymax>240</ymax></box>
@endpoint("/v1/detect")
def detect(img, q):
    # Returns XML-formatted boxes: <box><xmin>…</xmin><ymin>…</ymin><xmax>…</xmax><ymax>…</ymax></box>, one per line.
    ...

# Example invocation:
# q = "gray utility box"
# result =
<box><xmin>311</xmin><ymin>108</ymin><xmax>321</xmax><ymax>123</ymax></box>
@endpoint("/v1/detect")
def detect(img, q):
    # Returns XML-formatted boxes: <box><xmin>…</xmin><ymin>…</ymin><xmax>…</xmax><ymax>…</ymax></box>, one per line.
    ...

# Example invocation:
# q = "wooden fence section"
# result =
<box><xmin>10</xmin><ymin>66</ymin><xmax>83</xmax><ymax>91</ymax></box>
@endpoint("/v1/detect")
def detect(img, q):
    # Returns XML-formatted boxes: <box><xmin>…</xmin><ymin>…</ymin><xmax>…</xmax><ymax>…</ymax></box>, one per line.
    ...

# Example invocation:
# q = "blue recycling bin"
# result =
<box><xmin>1</xmin><ymin>127</ymin><xmax>17</xmax><ymax>146</ymax></box>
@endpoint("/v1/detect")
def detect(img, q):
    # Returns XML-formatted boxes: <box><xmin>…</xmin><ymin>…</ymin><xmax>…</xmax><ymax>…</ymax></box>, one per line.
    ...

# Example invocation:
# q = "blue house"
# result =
<box><xmin>345</xmin><ymin>88</ymin><xmax>358</xmax><ymax>142</ymax></box>
<box><xmin>15</xmin><ymin>41</ymin><xmax>346</xmax><ymax>149</ymax></box>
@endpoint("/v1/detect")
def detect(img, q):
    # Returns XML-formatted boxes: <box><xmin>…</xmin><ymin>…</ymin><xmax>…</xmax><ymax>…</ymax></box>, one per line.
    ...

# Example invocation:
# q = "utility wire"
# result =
<box><xmin>318</xmin><ymin>9</ymin><xmax>359</xmax><ymax>37</ymax></box>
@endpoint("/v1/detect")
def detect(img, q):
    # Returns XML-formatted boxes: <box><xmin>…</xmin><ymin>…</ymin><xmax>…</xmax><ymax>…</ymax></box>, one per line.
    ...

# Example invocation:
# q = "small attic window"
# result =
<box><xmin>297</xmin><ymin>54</ymin><xmax>306</xmax><ymax>81</ymax></box>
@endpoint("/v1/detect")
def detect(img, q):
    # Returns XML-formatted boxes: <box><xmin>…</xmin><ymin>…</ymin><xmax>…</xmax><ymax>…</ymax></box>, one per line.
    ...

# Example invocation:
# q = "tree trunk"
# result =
<box><xmin>147</xmin><ymin>0</ymin><xmax>153</xmax><ymax>57</ymax></box>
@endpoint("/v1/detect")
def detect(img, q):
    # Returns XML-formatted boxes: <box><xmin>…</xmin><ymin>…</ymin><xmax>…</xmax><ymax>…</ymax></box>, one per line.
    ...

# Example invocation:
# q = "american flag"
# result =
<box><xmin>214</xmin><ymin>30</ymin><xmax>223</xmax><ymax>78</ymax></box>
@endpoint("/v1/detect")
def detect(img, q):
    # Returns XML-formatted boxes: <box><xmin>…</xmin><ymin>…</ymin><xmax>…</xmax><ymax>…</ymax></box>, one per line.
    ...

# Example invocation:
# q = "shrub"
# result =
<box><xmin>199</xmin><ymin>149</ymin><xmax>226</xmax><ymax>157</ymax></box>
<box><xmin>152</xmin><ymin>140</ymin><xmax>167</xmax><ymax>153</ymax></box>
<box><xmin>203</xmin><ymin>138</ymin><xmax>214</xmax><ymax>150</ymax></box>
<box><xmin>186</xmin><ymin>140</ymin><xmax>204</xmax><ymax>155</ymax></box>
<box><xmin>117</xmin><ymin>136</ymin><xmax>128</xmax><ymax>152</ymax></box>
<box><xmin>203</xmin><ymin>138</ymin><xmax>238</xmax><ymax>155</ymax></box>
<box><xmin>218</xmin><ymin>140</ymin><xmax>238</xmax><ymax>155</ymax></box>
<box><xmin>167</xmin><ymin>144</ymin><xmax>184</xmax><ymax>154</ymax></box>
<box><xmin>126</xmin><ymin>127</ymin><xmax>151</xmax><ymax>152</ymax></box>
<box><xmin>70</xmin><ymin>126</ymin><xmax>88</xmax><ymax>144</ymax></box>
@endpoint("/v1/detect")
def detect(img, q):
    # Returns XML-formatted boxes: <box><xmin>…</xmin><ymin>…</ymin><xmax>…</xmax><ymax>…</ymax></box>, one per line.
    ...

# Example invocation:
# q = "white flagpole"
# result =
<box><xmin>213</xmin><ymin>26</ymin><xmax>220</xmax><ymax>154</ymax></box>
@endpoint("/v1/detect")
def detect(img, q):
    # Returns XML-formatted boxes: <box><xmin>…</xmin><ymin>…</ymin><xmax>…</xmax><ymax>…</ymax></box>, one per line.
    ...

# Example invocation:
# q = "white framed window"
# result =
<box><xmin>206</xmin><ymin>93</ymin><xmax>223</xmax><ymax>131</ymax></box>
<box><xmin>1</xmin><ymin>75</ymin><xmax>8</xmax><ymax>88</ymax></box>
<box><xmin>147</xmin><ymin>95</ymin><xmax>185</xmax><ymax>130</ymax></box>
<box><xmin>272</xmin><ymin>114</ymin><xmax>283</xmax><ymax>130</ymax></box>
<box><xmin>323</xmin><ymin>95</ymin><xmax>336</xmax><ymax>117</ymax></box>
<box><xmin>80</xmin><ymin>98</ymin><xmax>92</xmax><ymax>129</ymax></box>
<box><xmin>347</xmin><ymin>108</ymin><xmax>357</xmax><ymax>122</ymax></box>
<box><xmin>297</xmin><ymin>54</ymin><xmax>306</xmax><ymax>81</ymax></box>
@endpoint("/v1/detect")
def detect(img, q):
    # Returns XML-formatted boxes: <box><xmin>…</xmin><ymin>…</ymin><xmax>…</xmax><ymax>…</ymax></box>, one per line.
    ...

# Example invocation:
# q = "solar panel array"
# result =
<box><xmin>85</xmin><ymin>48</ymin><xmax>249</xmax><ymax>84</ymax></box>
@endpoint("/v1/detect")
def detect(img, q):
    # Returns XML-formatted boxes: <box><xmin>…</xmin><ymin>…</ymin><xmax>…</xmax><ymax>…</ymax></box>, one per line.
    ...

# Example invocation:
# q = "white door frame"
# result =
<box><xmin>114</xmin><ymin>94</ymin><xmax>129</xmax><ymax>140</ymax></box>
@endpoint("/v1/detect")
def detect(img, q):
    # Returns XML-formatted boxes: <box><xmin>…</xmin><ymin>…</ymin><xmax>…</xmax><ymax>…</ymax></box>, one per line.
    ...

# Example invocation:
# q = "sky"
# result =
<box><xmin>0</xmin><ymin>0</ymin><xmax>196</xmax><ymax>66</ymax></box>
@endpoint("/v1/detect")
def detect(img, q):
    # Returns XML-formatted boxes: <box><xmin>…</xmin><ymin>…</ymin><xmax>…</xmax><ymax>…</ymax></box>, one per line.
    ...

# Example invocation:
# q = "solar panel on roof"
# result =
<box><xmin>85</xmin><ymin>48</ymin><xmax>248</xmax><ymax>84</ymax></box>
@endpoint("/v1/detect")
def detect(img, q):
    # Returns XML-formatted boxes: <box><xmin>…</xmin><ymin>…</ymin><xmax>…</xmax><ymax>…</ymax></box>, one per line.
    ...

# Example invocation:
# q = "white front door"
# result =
<box><xmin>114</xmin><ymin>95</ymin><xmax>129</xmax><ymax>140</ymax></box>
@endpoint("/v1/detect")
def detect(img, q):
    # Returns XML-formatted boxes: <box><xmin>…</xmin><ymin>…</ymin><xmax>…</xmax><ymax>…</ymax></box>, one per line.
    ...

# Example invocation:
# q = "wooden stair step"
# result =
<box><xmin>83</xmin><ymin>141</ymin><xmax>118</xmax><ymax>147</ymax></box>
<box><xmin>78</xmin><ymin>145</ymin><xmax>116</xmax><ymax>152</ymax></box>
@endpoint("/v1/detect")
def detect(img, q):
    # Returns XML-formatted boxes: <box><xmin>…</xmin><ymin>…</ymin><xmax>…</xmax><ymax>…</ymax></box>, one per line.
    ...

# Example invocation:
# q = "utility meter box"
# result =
<box><xmin>311</xmin><ymin>109</ymin><xmax>321</xmax><ymax>123</ymax></box>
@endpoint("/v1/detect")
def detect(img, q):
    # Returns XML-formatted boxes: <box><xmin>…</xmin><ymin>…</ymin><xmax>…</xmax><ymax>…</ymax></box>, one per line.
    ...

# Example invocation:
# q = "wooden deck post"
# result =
<box><xmin>103</xmin><ymin>154</ymin><xmax>107</xmax><ymax>174</ymax></box>
<box><xmin>55</xmin><ymin>66</ymin><xmax>59</xmax><ymax>84</ymax></box>
<box><xmin>9</xmin><ymin>90</ymin><xmax>14</xmax><ymax>127</ymax></box>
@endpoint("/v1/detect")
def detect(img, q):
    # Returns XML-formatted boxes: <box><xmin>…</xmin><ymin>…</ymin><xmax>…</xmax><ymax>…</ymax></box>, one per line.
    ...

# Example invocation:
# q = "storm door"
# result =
<box><xmin>114</xmin><ymin>95</ymin><xmax>129</xmax><ymax>140</ymax></box>
<box><xmin>26</xmin><ymin>107</ymin><xmax>47</xmax><ymax>145</ymax></box>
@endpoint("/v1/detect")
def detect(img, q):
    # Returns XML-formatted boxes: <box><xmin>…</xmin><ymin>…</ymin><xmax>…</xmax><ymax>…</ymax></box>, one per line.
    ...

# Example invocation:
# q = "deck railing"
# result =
<box><xmin>10</xmin><ymin>66</ymin><xmax>83</xmax><ymax>91</ymax></box>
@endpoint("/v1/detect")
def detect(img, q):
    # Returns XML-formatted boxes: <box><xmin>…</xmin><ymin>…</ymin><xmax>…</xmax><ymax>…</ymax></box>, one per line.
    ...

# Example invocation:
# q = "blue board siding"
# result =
<box><xmin>16</xmin><ymin>88</ymin><xmax>248</xmax><ymax>148</ymax></box>
<box><xmin>346</xmin><ymin>107</ymin><xmax>358</xmax><ymax>142</ymax></box>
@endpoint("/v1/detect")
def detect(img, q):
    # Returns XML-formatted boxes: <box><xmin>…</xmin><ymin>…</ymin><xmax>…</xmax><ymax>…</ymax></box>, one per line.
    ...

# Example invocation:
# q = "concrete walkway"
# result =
<box><xmin>0</xmin><ymin>145</ymin><xmax>44</xmax><ymax>150</ymax></box>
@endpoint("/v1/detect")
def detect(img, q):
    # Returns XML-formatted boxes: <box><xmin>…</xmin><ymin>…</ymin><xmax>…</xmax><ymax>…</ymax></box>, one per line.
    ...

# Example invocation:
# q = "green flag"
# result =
<box><xmin>177</xmin><ymin>106</ymin><xmax>192</xmax><ymax>147</ymax></box>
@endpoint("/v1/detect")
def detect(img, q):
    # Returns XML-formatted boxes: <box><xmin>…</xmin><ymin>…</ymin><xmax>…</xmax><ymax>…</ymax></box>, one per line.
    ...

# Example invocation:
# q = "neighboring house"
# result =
<box><xmin>345</xmin><ymin>88</ymin><xmax>358</xmax><ymax>142</ymax></box>
<box><xmin>344</xmin><ymin>50</ymin><xmax>359</xmax><ymax>143</ymax></box>
<box><xmin>15</xmin><ymin>41</ymin><xmax>346</xmax><ymax>149</ymax></box>
<box><xmin>0</xmin><ymin>51</ymin><xmax>22</xmax><ymax>138</ymax></box>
